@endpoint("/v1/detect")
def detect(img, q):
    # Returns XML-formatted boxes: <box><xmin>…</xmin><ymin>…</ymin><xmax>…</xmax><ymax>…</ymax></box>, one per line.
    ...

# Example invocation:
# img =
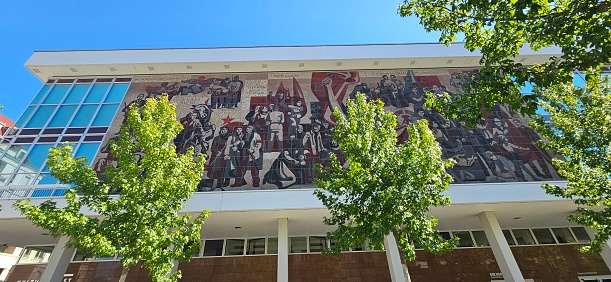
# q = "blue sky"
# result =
<box><xmin>0</xmin><ymin>0</ymin><xmax>442</xmax><ymax>121</ymax></box>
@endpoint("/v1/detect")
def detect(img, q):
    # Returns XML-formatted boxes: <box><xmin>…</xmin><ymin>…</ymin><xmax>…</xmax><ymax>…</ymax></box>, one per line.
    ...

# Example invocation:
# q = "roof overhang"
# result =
<box><xmin>24</xmin><ymin>43</ymin><xmax>563</xmax><ymax>81</ymax></box>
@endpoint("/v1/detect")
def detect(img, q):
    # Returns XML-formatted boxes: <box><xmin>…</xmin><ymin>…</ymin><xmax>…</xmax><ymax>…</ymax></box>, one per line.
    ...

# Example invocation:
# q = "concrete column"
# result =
<box><xmin>585</xmin><ymin>228</ymin><xmax>611</xmax><ymax>271</ymax></box>
<box><xmin>40</xmin><ymin>236</ymin><xmax>75</xmax><ymax>282</ymax></box>
<box><xmin>383</xmin><ymin>233</ymin><xmax>409</xmax><ymax>282</ymax></box>
<box><xmin>479</xmin><ymin>211</ymin><xmax>525</xmax><ymax>282</ymax></box>
<box><xmin>277</xmin><ymin>218</ymin><xmax>288</xmax><ymax>282</ymax></box>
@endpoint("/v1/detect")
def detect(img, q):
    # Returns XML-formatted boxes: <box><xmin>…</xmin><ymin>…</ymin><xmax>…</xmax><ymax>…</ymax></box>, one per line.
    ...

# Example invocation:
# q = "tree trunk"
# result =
<box><xmin>392</xmin><ymin>230</ymin><xmax>412</xmax><ymax>282</ymax></box>
<box><xmin>118</xmin><ymin>265</ymin><xmax>130</xmax><ymax>282</ymax></box>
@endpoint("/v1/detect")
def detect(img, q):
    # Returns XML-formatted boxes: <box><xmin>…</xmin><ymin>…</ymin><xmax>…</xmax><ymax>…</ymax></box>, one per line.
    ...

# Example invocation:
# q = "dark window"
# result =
<box><xmin>532</xmin><ymin>228</ymin><xmax>556</xmax><ymax>244</ymax></box>
<box><xmin>19</xmin><ymin>129</ymin><xmax>42</xmax><ymax>135</ymax></box>
<box><xmin>14</xmin><ymin>137</ymin><xmax>36</xmax><ymax>143</ymax></box>
<box><xmin>65</xmin><ymin>128</ymin><xmax>86</xmax><ymax>134</ymax></box>
<box><xmin>56</xmin><ymin>79</ymin><xmax>75</xmax><ymax>84</ymax></box>
<box><xmin>76</xmin><ymin>78</ymin><xmax>94</xmax><ymax>83</ymax></box>
<box><xmin>38</xmin><ymin>136</ymin><xmax>58</xmax><ymax>143</ymax></box>
<box><xmin>96</xmin><ymin>78</ymin><xmax>113</xmax><ymax>83</ymax></box>
<box><xmin>87</xmin><ymin>127</ymin><xmax>108</xmax><ymax>134</ymax></box>
<box><xmin>43</xmin><ymin>128</ymin><xmax>64</xmax><ymax>134</ymax></box>
<box><xmin>202</xmin><ymin>240</ymin><xmax>223</xmax><ymax>257</ymax></box>
<box><xmin>60</xmin><ymin>136</ymin><xmax>81</xmax><ymax>142</ymax></box>
<box><xmin>114</xmin><ymin>78</ymin><xmax>132</xmax><ymax>82</ymax></box>
<box><xmin>84</xmin><ymin>135</ymin><xmax>104</xmax><ymax>142</ymax></box>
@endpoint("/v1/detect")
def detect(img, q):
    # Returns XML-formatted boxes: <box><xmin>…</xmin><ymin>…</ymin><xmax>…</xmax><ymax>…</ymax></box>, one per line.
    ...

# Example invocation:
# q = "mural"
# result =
<box><xmin>94</xmin><ymin>69</ymin><xmax>561</xmax><ymax>191</ymax></box>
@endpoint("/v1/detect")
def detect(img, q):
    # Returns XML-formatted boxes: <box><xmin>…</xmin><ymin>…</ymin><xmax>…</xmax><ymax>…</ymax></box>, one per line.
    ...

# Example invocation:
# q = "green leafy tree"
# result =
<box><xmin>14</xmin><ymin>95</ymin><xmax>208</xmax><ymax>282</ymax></box>
<box><xmin>399</xmin><ymin>0</ymin><xmax>611</xmax><ymax>126</ymax></box>
<box><xmin>314</xmin><ymin>93</ymin><xmax>457</xmax><ymax>280</ymax></box>
<box><xmin>531</xmin><ymin>75</ymin><xmax>611</xmax><ymax>253</ymax></box>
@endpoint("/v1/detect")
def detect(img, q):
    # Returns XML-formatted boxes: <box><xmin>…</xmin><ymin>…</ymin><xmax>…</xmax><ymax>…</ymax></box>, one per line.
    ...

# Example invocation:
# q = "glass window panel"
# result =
<box><xmin>574</xmin><ymin>73</ymin><xmax>586</xmax><ymax>88</ymax></box>
<box><xmin>69</xmin><ymin>105</ymin><xmax>98</xmax><ymax>127</ymax></box>
<box><xmin>532</xmin><ymin>228</ymin><xmax>556</xmax><ymax>244</ymax></box>
<box><xmin>18</xmin><ymin>246</ymin><xmax>55</xmax><ymax>264</ymax></box>
<box><xmin>37</xmin><ymin>174</ymin><xmax>58</xmax><ymax>185</ymax></box>
<box><xmin>472</xmin><ymin>231</ymin><xmax>490</xmax><ymax>247</ymax></box>
<box><xmin>32</xmin><ymin>85</ymin><xmax>51</xmax><ymax>104</ymax></box>
<box><xmin>0</xmin><ymin>144</ymin><xmax>31</xmax><ymax>175</ymax></box>
<box><xmin>16</xmin><ymin>107</ymin><xmax>35</xmax><ymax>128</ymax></box>
<box><xmin>106</xmin><ymin>84</ymin><xmax>129</xmax><ymax>103</ymax></box>
<box><xmin>92</xmin><ymin>104</ymin><xmax>119</xmax><ymax>126</ymax></box>
<box><xmin>84</xmin><ymin>84</ymin><xmax>110</xmax><ymax>103</ymax></box>
<box><xmin>309</xmin><ymin>236</ymin><xmax>326</xmax><ymax>253</ymax></box>
<box><xmin>0</xmin><ymin>174</ymin><xmax>10</xmax><ymax>185</ymax></box>
<box><xmin>513</xmin><ymin>229</ymin><xmax>536</xmax><ymax>245</ymax></box>
<box><xmin>502</xmin><ymin>230</ymin><xmax>516</xmax><ymax>245</ymax></box>
<box><xmin>25</xmin><ymin>106</ymin><xmax>56</xmax><ymax>128</ymax></box>
<box><xmin>224</xmin><ymin>239</ymin><xmax>244</xmax><ymax>256</ymax></box>
<box><xmin>31</xmin><ymin>189</ymin><xmax>53</xmax><ymax>197</ymax></box>
<box><xmin>21</xmin><ymin>144</ymin><xmax>53</xmax><ymax>171</ymax></box>
<box><xmin>439</xmin><ymin>231</ymin><xmax>452</xmax><ymax>240</ymax></box>
<box><xmin>9</xmin><ymin>173</ymin><xmax>40</xmax><ymax>186</ymax></box>
<box><xmin>521</xmin><ymin>82</ymin><xmax>534</xmax><ymax>94</ymax></box>
<box><xmin>267</xmin><ymin>238</ymin><xmax>278</xmax><ymax>254</ymax></box>
<box><xmin>73</xmin><ymin>251</ymin><xmax>94</xmax><ymax>261</ymax></box>
<box><xmin>203</xmin><ymin>240</ymin><xmax>223</xmax><ymax>257</ymax></box>
<box><xmin>20</xmin><ymin>129</ymin><xmax>42</xmax><ymax>135</ymax></box>
<box><xmin>246</xmin><ymin>238</ymin><xmax>266</xmax><ymax>255</ymax></box>
<box><xmin>453</xmin><ymin>231</ymin><xmax>475</xmax><ymax>247</ymax></box>
<box><xmin>95</xmin><ymin>255</ymin><xmax>115</xmax><ymax>261</ymax></box>
<box><xmin>552</xmin><ymin>228</ymin><xmax>576</xmax><ymax>244</ymax></box>
<box><xmin>74</xmin><ymin>143</ymin><xmax>100</xmax><ymax>163</ymax></box>
<box><xmin>42</xmin><ymin>85</ymin><xmax>70</xmax><ymax>104</ymax></box>
<box><xmin>48</xmin><ymin>105</ymin><xmax>77</xmax><ymax>127</ymax></box>
<box><xmin>52</xmin><ymin>189</ymin><xmax>67</xmax><ymax>196</ymax></box>
<box><xmin>571</xmin><ymin>227</ymin><xmax>591</xmax><ymax>243</ymax></box>
<box><xmin>290</xmin><ymin>237</ymin><xmax>308</xmax><ymax>253</ymax></box>
<box><xmin>64</xmin><ymin>84</ymin><xmax>90</xmax><ymax>104</ymax></box>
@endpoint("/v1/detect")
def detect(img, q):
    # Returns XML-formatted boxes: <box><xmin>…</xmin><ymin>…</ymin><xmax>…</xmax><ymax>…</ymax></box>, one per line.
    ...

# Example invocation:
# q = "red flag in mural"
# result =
<box><xmin>310</xmin><ymin>71</ymin><xmax>360</xmax><ymax>123</ymax></box>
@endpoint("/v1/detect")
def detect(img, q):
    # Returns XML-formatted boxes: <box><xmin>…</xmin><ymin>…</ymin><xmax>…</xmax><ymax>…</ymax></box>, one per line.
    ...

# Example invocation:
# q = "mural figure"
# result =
<box><xmin>266</xmin><ymin>104</ymin><xmax>285</xmax><ymax>152</ymax></box>
<box><xmin>207</xmin><ymin>126</ymin><xmax>231</xmax><ymax>190</ymax></box>
<box><xmin>175</xmin><ymin>104</ymin><xmax>215</xmax><ymax>155</ymax></box>
<box><xmin>233</xmin><ymin>125</ymin><xmax>263</xmax><ymax>187</ymax></box>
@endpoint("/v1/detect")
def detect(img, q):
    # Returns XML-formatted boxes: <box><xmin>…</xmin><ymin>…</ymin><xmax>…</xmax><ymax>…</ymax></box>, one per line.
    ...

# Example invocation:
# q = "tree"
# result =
<box><xmin>14</xmin><ymin>95</ymin><xmax>208</xmax><ymax>282</ymax></box>
<box><xmin>314</xmin><ymin>93</ymin><xmax>457</xmax><ymax>281</ymax></box>
<box><xmin>530</xmin><ymin>75</ymin><xmax>611</xmax><ymax>253</ymax></box>
<box><xmin>399</xmin><ymin>0</ymin><xmax>611</xmax><ymax>126</ymax></box>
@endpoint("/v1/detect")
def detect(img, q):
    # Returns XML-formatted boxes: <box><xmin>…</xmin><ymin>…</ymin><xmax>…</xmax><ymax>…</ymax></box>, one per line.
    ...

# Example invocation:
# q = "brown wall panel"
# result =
<box><xmin>288</xmin><ymin>252</ymin><xmax>390</xmax><ymax>282</ymax></box>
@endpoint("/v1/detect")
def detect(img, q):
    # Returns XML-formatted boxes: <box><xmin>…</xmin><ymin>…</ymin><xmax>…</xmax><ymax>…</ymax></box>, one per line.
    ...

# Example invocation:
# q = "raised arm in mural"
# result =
<box><xmin>311</xmin><ymin>72</ymin><xmax>360</xmax><ymax>123</ymax></box>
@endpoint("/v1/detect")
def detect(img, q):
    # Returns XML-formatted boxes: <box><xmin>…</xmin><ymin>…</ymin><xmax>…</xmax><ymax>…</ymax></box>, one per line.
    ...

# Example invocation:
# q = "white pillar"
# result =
<box><xmin>277</xmin><ymin>218</ymin><xmax>288</xmax><ymax>282</ymax></box>
<box><xmin>479</xmin><ymin>211</ymin><xmax>525</xmax><ymax>282</ymax></box>
<box><xmin>585</xmin><ymin>228</ymin><xmax>611</xmax><ymax>271</ymax></box>
<box><xmin>40</xmin><ymin>236</ymin><xmax>75</xmax><ymax>282</ymax></box>
<box><xmin>383</xmin><ymin>233</ymin><xmax>409</xmax><ymax>282</ymax></box>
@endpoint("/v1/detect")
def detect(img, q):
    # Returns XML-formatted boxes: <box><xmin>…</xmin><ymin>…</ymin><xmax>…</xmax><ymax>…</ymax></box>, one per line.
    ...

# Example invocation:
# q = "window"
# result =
<box><xmin>18</xmin><ymin>245</ymin><xmax>54</xmax><ymax>264</ymax></box>
<box><xmin>453</xmin><ymin>231</ymin><xmax>475</xmax><ymax>247</ymax></box>
<box><xmin>309</xmin><ymin>236</ymin><xmax>326</xmax><ymax>253</ymax></box>
<box><xmin>289</xmin><ymin>237</ymin><xmax>308</xmax><ymax>253</ymax></box>
<box><xmin>203</xmin><ymin>240</ymin><xmax>223</xmax><ymax>257</ymax></box>
<box><xmin>224</xmin><ymin>239</ymin><xmax>245</xmax><ymax>256</ymax></box>
<box><xmin>472</xmin><ymin>231</ymin><xmax>490</xmax><ymax>247</ymax></box>
<box><xmin>246</xmin><ymin>238</ymin><xmax>265</xmax><ymax>255</ymax></box>
<box><xmin>571</xmin><ymin>227</ymin><xmax>591</xmax><ymax>243</ymax></box>
<box><xmin>267</xmin><ymin>237</ymin><xmax>278</xmax><ymax>254</ymax></box>
<box><xmin>552</xmin><ymin>228</ymin><xmax>576</xmax><ymax>244</ymax></box>
<box><xmin>512</xmin><ymin>229</ymin><xmax>536</xmax><ymax>245</ymax></box>
<box><xmin>532</xmin><ymin>228</ymin><xmax>556</xmax><ymax>244</ymax></box>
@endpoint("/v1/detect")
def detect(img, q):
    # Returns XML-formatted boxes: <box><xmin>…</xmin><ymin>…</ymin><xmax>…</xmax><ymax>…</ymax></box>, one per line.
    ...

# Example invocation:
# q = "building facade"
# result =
<box><xmin>0</xmin><ymin>43</ymin><xmax>610</xmax><ymax>282</ymax></box>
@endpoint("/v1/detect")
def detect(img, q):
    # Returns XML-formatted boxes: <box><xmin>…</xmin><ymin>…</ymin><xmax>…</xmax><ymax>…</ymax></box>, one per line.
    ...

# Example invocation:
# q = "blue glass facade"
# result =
<box><xmin>0</xmin><ymin>77</ymin><xmax>130</xmax><ymax>196</ymax></box>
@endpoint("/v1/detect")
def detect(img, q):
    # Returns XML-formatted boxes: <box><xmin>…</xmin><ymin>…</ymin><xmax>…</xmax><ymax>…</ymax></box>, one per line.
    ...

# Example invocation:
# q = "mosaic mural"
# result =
<box><xmin>93</xmin><ymin>68</ymin><xmax>561</xmax><ymax>191</ymax></box>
